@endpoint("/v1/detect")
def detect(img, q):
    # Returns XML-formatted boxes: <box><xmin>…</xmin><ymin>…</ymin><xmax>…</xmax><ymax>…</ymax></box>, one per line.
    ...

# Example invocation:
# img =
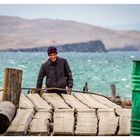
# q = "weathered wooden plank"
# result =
<box><xmin>0</xmin><ymin>91</ymin><xmax>3</xmax><ymax>102</ymax></box>
<box><xmin>62</xmin><ymin>94</ymin><xmax>89</xmax><ymax>109</ymax></box>
<box><xmin>34</xmin><ymin>111</ymin><xmax>52</xmax><ymax>120</ymax></box>
<box><xmin>42</xmin><ymin>93</ymin><xmax>70</xmax><ymax>109</ymax></box>
<box><xmin>75</xmin><ymin>109</ymin><xmax>98</xmax><ymax>136</ymax></box>
<box><xmin>90</xmin><ymin>94</ymin><xmax>122</xmax><ymax>109</ymax></box>
<box><xmin>19</xmin><ymin>94</ymin><xmax>34</xmax><ymax>109</ymax></box>
<box><xmin>115</xmin><ymin>109</ymin><xmax>131</xmax><ymax>135</ymax></box>
<box><xmin>74</xmin><ymin>93</ymin><xmax>109</xmax><ymax>109</ymax></box>
<box><xmin>28</xmin><ymin>111</ymin><xmax>52</xmax><ymax>136</ymax></box>
<box><xmin>29</xmin><ymin>118</ymin><xmax>49</xmax><ymax>136</ymax></box>
<box><xmin>5</xmin><ymin>109</ymin><xmax>34</xmax><ymax>136</ymax></box>
<box><xmin>26</xmin><ymin>93</ymin><xmax>52</xmax><ymax>112</ymax></box>
<box><xmin>53</xmin><ymin>109</ymin><xmax>75</xmax><ymax>135</ymax></box>
<box><xmin>97</xmin><ymin>108</ymin><xmax>119</xmax><ymax>136</ymax></box>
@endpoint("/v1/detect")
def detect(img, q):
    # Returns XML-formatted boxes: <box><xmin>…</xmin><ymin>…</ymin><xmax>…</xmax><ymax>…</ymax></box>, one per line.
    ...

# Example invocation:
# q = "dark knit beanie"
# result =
<box><xmin>47</xmin><ymin>46</ymin><xmax>58</xmax><ymax>55</ymax></box>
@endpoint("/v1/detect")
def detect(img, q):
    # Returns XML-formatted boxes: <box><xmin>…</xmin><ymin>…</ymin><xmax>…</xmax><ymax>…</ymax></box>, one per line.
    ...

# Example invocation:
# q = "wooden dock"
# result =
<box><xmin>0</xmin><ymin>91</ymin><xmax>131</xmax><ymax>136</ymax></box>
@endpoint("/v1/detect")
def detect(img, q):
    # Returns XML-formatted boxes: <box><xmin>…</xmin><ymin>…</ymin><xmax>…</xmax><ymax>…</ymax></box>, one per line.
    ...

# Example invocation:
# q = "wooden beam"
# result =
<box><xmin>75</xmin><ymin>109</ymin><xmax>97</xmax><ymax>135</ymax></box>
<box><xmin>26</xmin><ymin>94</ymin><xmax>52</xmax><ymax>112</ymax></box>
<box><xmin>90</xmin><ymin>94</ymin><xmax>122</xmax><ymax>109</ymax></box>
<box><xmin>97</xmin><ymin>108</ymin><xmax>119</xmax><ymax>135</ymax></box>
<box><xmin>53</xmin><ymin>109</ymin><xmax>75</xmax><ymax>135</ymax></box>
<box><xmin>5</xmin><ymin>109</ymin><xmax>34</xmax><ymax>136</ymax></box>
<box><xmin>115</xmin><ymin>109</ymin><xmax>131</xmax><ymax>135</ymax></box>
<box><xmin>42</xmin><ymin>93</ymin><xmax>70</xmax><ymax>109</ymax></box>
<box><xmin>29</xmin><ymin>111</ymin><xmax>52</xmax><ymax>136</ymax></box>
<box><xmin>62</xmin><ymin>94</ymin><xmax>89</xmax><ymax>109</ymax></box>
<box><xmin>29</xmin><ymin>119</ymin><xmax>49</xmax><ymax>136</ymax></box>
<box><xmin>19</xmin><ymin>94</ymin><xmax>34</xmax><ymax>109</ymax></box>
<box><xmin>74</xmin><ymin>93</ymin><xmax>109</xmax><ymax>109</ymax></box>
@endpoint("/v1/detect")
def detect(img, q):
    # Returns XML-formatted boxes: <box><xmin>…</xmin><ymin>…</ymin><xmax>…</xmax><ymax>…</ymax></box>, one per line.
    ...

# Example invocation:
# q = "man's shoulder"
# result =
<box><xmin>58</xmin><ymin>57</ymin><xmax>67</xmax><ymax>62</ymax></box>
<box><xmin>42</xmin><ymin>60</ymin><xmax>49</xmax><ymax>66</ymax></box>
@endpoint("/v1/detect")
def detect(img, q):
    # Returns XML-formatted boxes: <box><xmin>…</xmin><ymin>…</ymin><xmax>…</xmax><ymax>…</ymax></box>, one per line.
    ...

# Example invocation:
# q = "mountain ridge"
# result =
<box><xmin>0</xmin><ymin>15</ymin><xmax>140</xmax><ymax>51</ymax></box>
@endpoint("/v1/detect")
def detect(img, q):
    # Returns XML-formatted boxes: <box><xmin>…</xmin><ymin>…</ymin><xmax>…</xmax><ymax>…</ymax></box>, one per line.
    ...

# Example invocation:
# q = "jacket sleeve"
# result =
<box><xmin>64</xmin><ymin>59</ymin><xmax>73</xmax><ymax>88</ymax></box>
<box><xmin>36</xmin><ymin>64</ymin><xmax>46</xmax><ymax>93</ymax></box>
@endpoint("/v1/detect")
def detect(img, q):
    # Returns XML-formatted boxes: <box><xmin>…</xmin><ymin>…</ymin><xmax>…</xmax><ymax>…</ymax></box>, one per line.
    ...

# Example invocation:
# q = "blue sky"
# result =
<box><xmin>0</xmin><ymin>4</ymin><xmax>140</xmax><ymax>31</ymax></box>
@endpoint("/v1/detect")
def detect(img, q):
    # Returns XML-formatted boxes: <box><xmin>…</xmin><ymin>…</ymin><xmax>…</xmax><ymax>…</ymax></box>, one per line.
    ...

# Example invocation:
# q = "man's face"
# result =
<box><xmin>48</xmin><ymin>53</ymin><xmax>58</xmax><ymax>62</ymax></box>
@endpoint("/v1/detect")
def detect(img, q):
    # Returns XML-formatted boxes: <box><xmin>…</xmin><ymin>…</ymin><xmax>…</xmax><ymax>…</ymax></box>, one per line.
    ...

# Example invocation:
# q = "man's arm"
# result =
<box><xmin>64</xmin><ymin>59</ymin><xmax>73</xmax><ymax>91</ymax></box>
<box><xmin>36</xmin><ymin>64</ymin><xmax>46</xmax><ymax>94</ymax></box>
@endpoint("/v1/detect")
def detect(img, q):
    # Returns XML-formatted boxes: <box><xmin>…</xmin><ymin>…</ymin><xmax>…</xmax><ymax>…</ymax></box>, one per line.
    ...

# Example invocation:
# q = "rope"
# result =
<box><xmin>0</xmin><ymin>86</ymin><xmax>121</xmax><ymax>105</ymax></box>
<box><xmin>21</xmin><ymin>87</ymin><xmax>113</xmax><ymax>101</ymax></box>
<box><xmin>0</xmin><ymin>86</ymin><xmax>111</xmax><ymax>100</ymax></box>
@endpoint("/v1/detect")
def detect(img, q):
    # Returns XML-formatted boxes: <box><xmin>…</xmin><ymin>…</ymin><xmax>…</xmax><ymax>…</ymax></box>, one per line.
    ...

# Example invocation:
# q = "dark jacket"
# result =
<box><xmin>36</xmin><ymin>57</ymin><xmax>73</xmax><ymax>91</ymax></box>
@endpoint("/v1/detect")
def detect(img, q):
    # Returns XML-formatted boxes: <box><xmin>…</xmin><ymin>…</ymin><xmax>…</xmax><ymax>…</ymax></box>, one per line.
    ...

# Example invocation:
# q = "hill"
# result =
<box><xmin>0</xmin><ymin>15</ymin><xmax>140</xmax><ymax>51</ymax></box>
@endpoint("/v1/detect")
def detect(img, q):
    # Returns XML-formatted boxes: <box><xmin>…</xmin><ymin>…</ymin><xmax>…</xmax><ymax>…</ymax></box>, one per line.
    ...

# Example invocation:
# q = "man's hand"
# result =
<box><xmin>67</xmin><ymin>87</ymin><xmax>72</xmax><ymax>95</ymax></box>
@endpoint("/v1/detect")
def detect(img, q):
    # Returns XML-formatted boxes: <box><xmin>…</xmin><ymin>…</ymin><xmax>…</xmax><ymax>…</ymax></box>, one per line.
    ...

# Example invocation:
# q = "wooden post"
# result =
<box><xmin>2</xmin><ymin>68</ymin><xmax>23</xmax><ymax>109</ymax></box>
<box><xmin>0</xmin><ymin>101</ymin><xmax>15</xmax><ymax>134</ymax></box>
<box><xmin>110</xmin><ymin>84</ymin><xmax>116</xmax><ymax>101</ymax></box>
<box><xmin>83</xmin><ymin>82</ymin><xmax>88</xmax><ymax>93</ymax></box>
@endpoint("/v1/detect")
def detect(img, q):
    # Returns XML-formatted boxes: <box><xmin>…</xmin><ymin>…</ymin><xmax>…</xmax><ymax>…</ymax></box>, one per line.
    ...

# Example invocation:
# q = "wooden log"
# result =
<box><xmin>74</xmin><ymin>93</ymin><xmax>109</xmax><ymax>109</ymax></box>
<box><xmin>75</xmin><ymin>109</ymin><xmax>98</xmax><ymax>136</ymax></box>
<box><xmin>29</xmin><ymin>111</ymin><xmax>52</xmax><ymax>136</ymax></box>
<box><xmin>115</xmin><ymin>109</ymin><xmax>131</xmax><ymax>135</ymax></box>
<box><xmin>5</xmin><ymin>109</ymin><xmax>34</xmax><ymax>136</ymax></box>
<box><xmin>62</xmin><ymin>94</ymin><xmax>89</xmax><ymax>109</ymax></box>
<box><xmin>90</xmin><ymin>94</ymin><xmax>122</xmax><ymax>109</ymax></box>
<box><xmin>19</xmin><ymin>94</ymin><xmax>34</xmax><ymax>109</ymax></box>
<box><xmin>53</xmin><ymin>109</ymin><xmax>75</xmax><ymax>135</ymax></box>
<box><xmin>0</xmin><ymin>101</ymin><xmax>15</xmax><ymax>134</ymax></box>
<box><xmin>97</xmin><ymin>108</ymin><xmax>119</xmax><ymax>135</ymax></box>
<box><xmin>26</xmin><ymin>93</ymin><xmax>52</xmax><ymax>112</ymax></box>
<box><xmin>42</xmin><ymin>93</ymin><xmax>70</xmax><ymax>109</ymax></box>
<box><xmin>2</xmin><ymin>68</ymin><xmax>23</xmax><ymax>108</ymax></box>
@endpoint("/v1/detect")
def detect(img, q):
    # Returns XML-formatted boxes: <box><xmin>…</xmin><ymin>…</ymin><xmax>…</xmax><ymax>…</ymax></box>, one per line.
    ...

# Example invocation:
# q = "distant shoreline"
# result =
<box><xmin>0</xmin><ymin>40</ymin><xmax>139</xmax><ymax>52</ymax></box>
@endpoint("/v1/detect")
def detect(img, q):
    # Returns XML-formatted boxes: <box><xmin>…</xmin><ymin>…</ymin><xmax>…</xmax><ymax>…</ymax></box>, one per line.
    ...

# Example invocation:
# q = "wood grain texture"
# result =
<box><xmin>2</xmin><ymin>93</ymin><xmax>131</xmax><ymax>136</ymax></box>
<box><xmin>62</xmin><ymin>94</ymin><xmax>89</xmax><ymax>109</ymax></box>
<box><xmin>5</xmin><ymin>109</ymin><xmax>34</xmax><ymax>136</ymax></box>
<box><xmin>2</xmin><ymin>68</ymin><xmax>22</xmax><ymax>108</ymax></box>
<box><xmin>97</xmin><ymin>108</ymin><xmax>119</xmax><ymax>135</ymax></box>
<box><xmin>53</xmin><ymin>109</ymin><xmax>75</xmax><ymax>135</ymax></box>
<box><xmin>29</xmin><ymin>111</ymin><xmax>52</xmax><ymax>136</ymax></box>
<box><xmin>42</xmin><ymin>93</ymin><xmax>70</xmax><ymax>109</ymax></box>
<box><xmin>115</xmin><ymin>108</ymin><xmax>131</xmax><ymax>135</ymax></box>
<box><xmin>75</xmin><ymin>109</ymin><xmax>98</xmax><ymax>135</ymax></box>
<box><xmin>74</xmin><ymin>93</ymin><xmax>109</xmax><ymax>108</ymax></box>
<box><xmin>90</xmin><ymin>94</ymin><xmax>122</xmax><ymax>109</ymax></box>
<box><xmin>29</xmin><ymin>118</ymin><xmax>49</xmax><ymax>136</ymax></box>
<box><xmin>26</xmin><ymin>93</ymin><xmax>52</xmax><ymax>112</ymax></box>
<box><xmin>19</xmin><ymin>94</ymin><xmax>34</xmax><ymax>109</ymax></box>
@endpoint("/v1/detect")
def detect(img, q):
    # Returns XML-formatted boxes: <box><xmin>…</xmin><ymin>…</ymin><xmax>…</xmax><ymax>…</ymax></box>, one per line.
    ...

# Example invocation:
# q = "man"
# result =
<box><xmin>36</xmin><ymin>46</ymin><xmax>73</xmax><ymax>94</ymax></box>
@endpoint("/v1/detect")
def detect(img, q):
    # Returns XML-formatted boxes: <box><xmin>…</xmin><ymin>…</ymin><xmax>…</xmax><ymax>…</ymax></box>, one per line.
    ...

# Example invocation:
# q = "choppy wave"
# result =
<box><xmin>0</xmin><ymin>51</ymin><xmax>140</xmax><ymax>98</ymax></box>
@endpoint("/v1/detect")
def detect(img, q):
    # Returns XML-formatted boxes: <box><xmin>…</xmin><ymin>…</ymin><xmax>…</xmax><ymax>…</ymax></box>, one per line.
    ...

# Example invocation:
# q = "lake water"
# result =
<box><xmin>0</xmin><ymin>51</ymin><xmax>140</xmax><ymax>98</ymax></box>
